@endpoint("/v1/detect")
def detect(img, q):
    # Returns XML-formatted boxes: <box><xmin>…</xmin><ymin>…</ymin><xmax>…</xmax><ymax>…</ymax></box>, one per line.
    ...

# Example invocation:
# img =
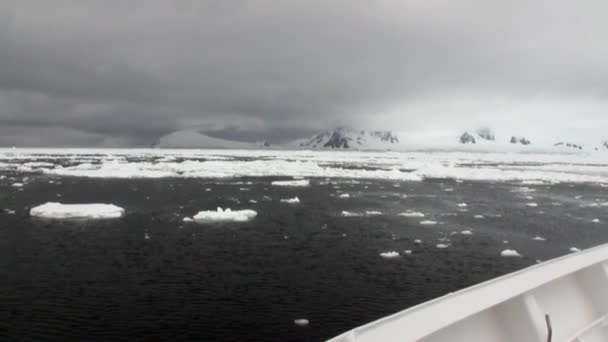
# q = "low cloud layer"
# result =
<box><xmin>1</xmin><ymin>0</ymin><xmax>607</xmax><ymax>146</ymax></box>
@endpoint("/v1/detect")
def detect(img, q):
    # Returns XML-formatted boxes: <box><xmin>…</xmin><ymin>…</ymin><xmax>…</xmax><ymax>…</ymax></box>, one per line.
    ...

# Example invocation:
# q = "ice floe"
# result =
<box><xmin>294</xmin><ymin>319</ymin><xmax>310</xmax><ymax>327</ymax></box>
<box><xmin>398</xmin><ymin>211</ymin><xmax>425</xmax><ymax>218</ymax></box>
<box><xmin>379</xmin><ymin>251</ymin><xmax>400</xmax><ymax>259</ymax></box>
<box><xmin>420</xmin><ymin>220</ymin><xmax>437</xmax><ymax>225</ymax></box>
<box><xmin>403</xmin><ymin>250</ymin><xmax>412</xmax><ymax>255</ymax></box>
<box><xmin>532</xmin><ymin>236</ymin><xmax>546</xmax><ymax>241</ymax></box>
<box><xmin>183</xmin><ymin>217</ymin><xmax>193</xmax><ymax>222</ymax></box>
<box><xmin>30</xmin><ymin>202</ymin><xmax>125</xmax><ymax>219</ymax></box>
<box><xmin>338</xmin><ymin>193</ymin><xmax>351</xmax><ymax>199</ymax></box>
<box><xmin>280</xmin><ymin>197</ymin><xmax>300</xmax><ymax>204</ymax></box>
<box><xmin>366</xmin><ymin>210</ymin><xmax>382</xmax><ymax>216</ymax></box>
<box><xmin>457</xmin><ymin>203</ymin><xmax>468</xmax><ymax>208</ymax></box>
<box><xmin>271</xmin><ymin>179</ymin><xmax>310</xmax><ymax>187</ymax></box>
<box><xmin>11</xmin><ymin>183</ymin><xmax>24</xmax><ymax>187</ymax></box>
<box><xmin>525</xmin><ymin>202</ymin><xmax>538</xmax><ymax>207</ymax></box>
<box><xmin>192</xmin><ymin>207</ymin><xmax>257</xmax><ymax>222</ymax></box>
<box><xmin>570</xmin><ymin>247</ymin><xmax>581</xmax><ymax>253</ymax></box>
<box><xmin>436</xmin><ymin>244</ymin><xmax>449</xmax><ymax>249</ymax></box>
<box><xmin>460</xmin><ymin>230</ymin><xmax>473</xmax><ymax>235</ymax></box>
<box><xmin>592</xmin><ymin>218</ymin><xmax>600</xmax><ymax>223</ymax></box>
<box><xmin>500</xmin><ymin>249</ymin><xmax>522</xmax><ymax>257</ymax></box>
<box><xmin>473</xmin><ymin>215</ymin><xmax>484</xmax><ymax>219</ymax></box>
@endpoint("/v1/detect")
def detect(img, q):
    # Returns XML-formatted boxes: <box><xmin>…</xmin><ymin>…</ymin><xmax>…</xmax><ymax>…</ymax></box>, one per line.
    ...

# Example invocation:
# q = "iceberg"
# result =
<box><xmin>30</xmin><ymin>202</ymin><xmax>125</xmax><ymax>219</ymax></box>
<box><xmin>192</xmin><ymin>207</ymin><xmax>257</xmax><ymax>222</ymax></box>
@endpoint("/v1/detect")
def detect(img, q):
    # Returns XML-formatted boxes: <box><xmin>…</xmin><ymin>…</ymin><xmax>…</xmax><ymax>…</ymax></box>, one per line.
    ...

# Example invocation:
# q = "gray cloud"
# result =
<box><xmin>1</xmin><ymin>0</ymin><xmax>607</xmax><ymax>146</ymax></box>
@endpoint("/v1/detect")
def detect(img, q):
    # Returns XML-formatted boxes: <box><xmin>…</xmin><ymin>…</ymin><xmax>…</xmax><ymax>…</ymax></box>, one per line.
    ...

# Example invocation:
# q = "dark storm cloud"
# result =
<box><xmin>1</xmin><ymin>0</ymin><xmax>607</xmax><ymax>146</ymax></box>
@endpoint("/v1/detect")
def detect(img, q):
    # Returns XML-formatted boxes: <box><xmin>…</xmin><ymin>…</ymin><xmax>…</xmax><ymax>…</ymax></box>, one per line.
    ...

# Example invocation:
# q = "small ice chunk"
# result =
<box><xmin>339</xmin><ymin>193</ymin><xmax>351</xmax><ymax>199</ymax></box>
<box><xmin>525</xmin><ymin>202</ymin><xmax>538</xmax><ymax>207</ymax></box>
<box><xmin>460</xmin><ymin>230</ymin><xmax>473</xmax><ymax>235</ymax></box>
<box><xmin>420</xmin><ymin>220</ymin><xmax>437</xmax><ymax>225</ymax></box>
<box><xmin>436</xmin><ymin>244</ymin><xmax>449</xmax><ymax>249</ymax></box>
<box><xmin>192</xmin><ymin>207</ymin><xmax>257</xmax><ymax>222</ymax></box>
<box><xmin>443</xmin><ymin>188</ymin><xmax>454</xmax><ymax>192</ymax></box>
<box><xmin>280</xmin><ymin>197</ymin><xmax>300</xmax><ymax>204</ymax></box>
<box><xmin>403</xmin><ymin>250</ymin><xmax>412</xmax><ymax>255</ymax></box>
<box><xmin>500</xmin><ymin>249</ymin><xmax>521</xmax><ymax>257</ymax></box>
<box><xmin>592</xmin><ymin>218</ymin><xmax>600</xmax><ymax>223</ymax></box>
<box><xmin>341</xmin><ymin>211</ymin><xmax>362</xmax><ymax>217</ymax></box>
<box><xmin>4</xmin><ymin>209</ymin><xmax>15</xmax><ymax>214</ymax></box>
<box><xmin>271</xmin><ymin>179</ymin><xmax>310</xmax><ymax>187</ymax></box>
<box><xmin>11</xmin><ymin>183</ymin><xmax>24</xmax><ymax>187</ymax></box>
<box><xmin>570</xmin><ymin>247</ymin><xmax>581</xmax><ymax>253</ymax></box>
<box><xmin>205</xmin><ymin>188</ymin><xmax>212</xmax><ymax>192</ymax></box>
<box><xmin>294</xmin><ymin>319</ymin><xmax>309</xmax><ymax>327</ymax></box>
<box><xmin>457</xmin><ymin>203</ymin><xmax>468</xmax><ymax>208</ymax></box>
<box><xmin>183</xmin><ymin>217</ymin><xmax>193</xmax><ymax>222</ymax></box>
<box><xmin>474</xmin><ymin>215</ymin><xmax>484</xmax><ymax>219</ymax></box>
<box><xmin>30</xmin><ymin>202</ymin><xmax>125</xmax><ymax>219</ymax></box>
<box><xmin>144</xmin><ymin>232</ymin><xmax>150</xmax><ymax>240</ymax></box>
<box><xmin>379</xmin><ymin>251</ymin><xmax>400</xmax><ymax>259</ymax></box>
<box><xmin>366</xmin><ymin>210</ymin><xmax>382</xmax><ymax>216</ymax></box>
<box><xmin>398</xmin><ymin>211</ymin><xmax>425</xmax><ymax>218</ymax></box>
<box><xmin>249</xmin><ymin>199</ymin><xmax>258</xmax><ymax>204</ymax></box>
<box><xmin>532</xmin><ymin>236</ymin><xmax>546</xmax><ymax>241</ymax></box>
<box><xmin>413</xmin><ymin>239</ymin><xmax>422</xmax><ymax>244</ymax></box>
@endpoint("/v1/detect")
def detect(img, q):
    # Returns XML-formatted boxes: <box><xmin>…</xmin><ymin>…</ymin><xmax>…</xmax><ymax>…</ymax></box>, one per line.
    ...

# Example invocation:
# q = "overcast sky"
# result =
<box><xmin>1</xmin><ymin>0</ymin><xmax>607</xmax><ymax>146</ymax></box>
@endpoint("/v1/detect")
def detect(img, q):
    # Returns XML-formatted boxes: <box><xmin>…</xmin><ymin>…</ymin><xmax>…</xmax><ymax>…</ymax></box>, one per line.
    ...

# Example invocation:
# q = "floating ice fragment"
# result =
<box><xmin>339</xmin><ymin>193</ymin><xmax>351</xmax><ymax>199</ymax></box>
<box><xmin>460</xmin><ymin>230</ymin><xmax>473</xmax><ymax>235</ymax></box>
<box><xmin>436</xmin><ymin>244</ymin><xmax>449</xmax><ymax>249</ymax></box>
<box><xmin>532</xmin><ymin>236</ymin><xmax>546</xmax><ymax>241</ymax></box>
<box><xmin>249</xmin><ymin>199</ymin><xmax>258</xmax><ymax>203</ymax></box>
<box><xmin>11</xmin><ymin>183</ymin><xmax>23</xmax><ymax>187</ymax></box>
<box><xmin>473</xmin><ymin>215</ymin><xmax>484</xmax><ymax>219</ymax></box>
<box><xmin>404</xmin><ymin>250</ymin><xmax>412</xmax><ymax>255</ymax></box>
<box><xmin>525</xmin><ymin>202</ymin><xmax>538</xmax><ymax>207</ymax></box>
<box><xmin>398</xmin><ymin>211</ymin><xmax>425</xmax><ymax>218</ymax></box>
<box><xmin>570</xmin><ymin>247</ymin><xmax>581</xmax><ymax>253</ymax></box>
<box><xmin>280</xmin><ymin>197</ymin><xmax>300</xmax><ymax>204</ymax></box>
<box><xmin>30</xmin><ymin>202</ymin><xmax>125</xmax><ymax>219</ymax></box>
<box><xmin>380</xmin><ymin>251</ymin><xmax>400</xmax><ymax>258</ymax></box>
<box><xmin>294</xmin><ymin>319</ymin><xmax>309</xmax><ymax>327</ymax></box>
<box><xmin>340</xmin><ymin>211</ymin><xmax>362</xmax><ymax>217</ymax></box>
<box><xmin>500</xmin><ymin>249</ymin><xmax>521</xmax><ymax>257</ymax></box>
<box><xmin>192</xmin><ymin>207</ymin><xmax>257</xmax><ymax>222</ymax></box>
<box><xmin>414</xmin><ymin>239</ymin><xmax>422</xmax><ymax>244</ymax></box>
<box><xmin>420</xmin><ymin>220</ymin><xmax>437</xmax><ymax>225</ymax></box>
<box><xmin>592</xmin><ymin>218</ymin><xmax>600</xmax><ymax>223</ymax></box>
<box><xmin>271</xmin><ymin>179</ymin><xmax>310</xmax><ymax>187</ymax></box>
<box><xmin>366</xmin><ymin>210</ymin><xmax>382</xmax><ymax>216</ymax></box>
<box><xmin>457</xmin><ymin>203</ymin><xmax>468</xmax><ymax>208</ymax></box>
<box><xmin>183</xmin><ymin>217</ymin><xmax>193</xmax><ymax>222</ymax></box>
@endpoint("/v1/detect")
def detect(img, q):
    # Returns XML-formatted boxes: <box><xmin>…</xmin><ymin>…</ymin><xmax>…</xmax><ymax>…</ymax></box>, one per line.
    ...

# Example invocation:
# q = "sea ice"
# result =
<box><xmin>525</xmin><ymin>202</ymin><xmax>538</xmax><ymax>207</ymax></box>
<box><xmin>473</xmin><ymin>215</ymin><xmax>484</xmax><ymax>219</ymax></box>
<box><xmin>11</xmin><ymin>183</ymin><xmax>23</xmax><ymax>187</ymax></box>
<box><xmin>271</xmin><ymin>179</ymin><xmax>310</xmax><ymax>187</ymax></box>
<box><xmin>457</xmin><ymin>203</ymin><xmax>468</xmax><ymax>207</ymax></box>
<box><xmin>341</xmin><ymin>211</ymin><xmax>362</xmax><ymax>217</ymax></box>
<box><xmin>460</xmin><ymin>230</ymin><xmax>473</xmax><ymax>235</ymax></box>
<box><xmin>500</xmin><ymin>249</ymin><xmax>522</xmax><ymax>257</ymax></box>
<box><xmin>280</xmin><ymin>197</ymin><xmax>300</xmax><ymax>204</ymax></box>
<box><xmin>294</xmin><ymin>319</ymin><xmax>309</xmax><ymax>327</ymax></box>
<box><xmin>436</xmin><ymin>244</ymin><xmax>449</xmax><ymax>249</ymax></box>
<box><xmin>366</xmin><ymin>211</ymin><xmax>382</xmax><ymax>216</ymax></box>
<box><xmin>192</xmin><ymin>207</ymin><xmax>257</xmax><ymax>222</ymax></box>
<box><xmin>592</xmin><ymin>218</ymin><xmax>600</xmax><ymax>223</ymax></box>
<box><xmin>420</xmin><ymin>220</ymin><xmax>437</xmax><ymax>225</ymax></box>
<box><xmin>183</xmin><ymin>217</ymin><xmax>193</xmax><ymax>222</ymax></box>
<box><xmin>339</xmin><ymin>193</ymin><xmax>351</xmax><ymax>199</ymax></box>
<box><xmin>570</xmin><ymin>247</ymin><xmax>581</xmax><ymax>253</ymax></box>
<box><xmin>532</xmin><ymin>236</ymin><xmax>546</xmax><ymax>241</ymax></box>
<box><xmin>30</xmin><ymin>202</ymin><xmax>125</xmax><ymax>219</ymax></box>
<box><xmin>379</xmin><ymin>251</ymin><xmax>400</xmax><ymax>258</ymax></box>
<box><xmin>398</xmin><ymin>211</ymin><xmax>425</xmax><ymax>218</ymax></box>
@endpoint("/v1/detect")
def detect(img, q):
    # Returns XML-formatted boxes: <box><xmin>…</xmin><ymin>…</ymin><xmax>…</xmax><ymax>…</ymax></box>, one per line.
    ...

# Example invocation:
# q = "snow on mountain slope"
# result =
<box><xmin>291</xmin><ymin>127</ymin><xmax>401</xmax><ymax>150</ymax></box>
<box><xmin>153</xmin><ymin>129</ymin><xmax>255</xmax><ymax>149</ymax></box>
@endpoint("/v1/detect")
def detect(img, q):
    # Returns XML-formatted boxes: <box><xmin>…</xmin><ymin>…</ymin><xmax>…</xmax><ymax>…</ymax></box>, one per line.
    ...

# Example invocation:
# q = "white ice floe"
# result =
<box><xmin>271</xmin><ymin>179</ymin><xmax>310</xmax><ymax>187</ymax></box>
<box><xmin>192</xmin><ymin>207</ymin><xmax>257</xmax><ymax>222</ymax></box>
<box><xmin>398</xmin><ymin>211</ymin><xmax>425</xmax><ymax>218</ymax></box>
<box><xmin>183</xmin><ymin>217</ymin><xmax>193</xmax><ymax>222</ymax></box>
<box><xmin>380</xmin><ymin>251</ymin><xmax>400</xmax><ymax>259</ymax></box>
<box><xmin>414</xmin><ymin>239</ymin><xmax>422</xmax><ymax>244</ymax></box>
<box><xmin>436</xmin><ymin>244</ymin><xmax>449</xmax><ymax>249</ymax></box>
<box><xmin>420</xmin><ymin>220</ymin><xmax>437</xmax><ymax>225</ymax></box>
<box><xmin>280</xmin><ymin>197</ymin><xmax>300</xmax><ymax>204</ymax></box>
<box><xmin>525</xmin><ymin>202</ymin><xmax>538</xmax><ymax>207</ymax></box>
<box><xmin>532</xmin><ymin>236</ymin><xmax>546</xmax><ymax>241</ymax></box>
<box><xmin>341</xmin><ymin>211</ymin><xmax>362</xmax><ymax>217</ymax></box>
<box><xmin>403</xmin><ymin>250</ymin><xmax>412</xmax><ymax>255</ymax></box>
<box><xmin>500</xmin><ymin>249</ymin><xmax>522</xmax><ymax>257</ymax></box>
<box><xmin>457</xmin><ymin>203</ymin><xmax>468</xmax><ymax>208</ymax></box>
<box><xmin>294</xmin><ymin>319</ymin><xmax>310</xmax><ymax>327</ymax></box>
<box><xmin>11</xmin><ymin>182</ymin><xmax>24</xmax><ymax>187</ymax></box>
<box><xmin>366</xmin><ymin>210</ymin><xmax>383</xmax><ymax>216</ymax></box>
<box><xmin>570</xmin><ymin>247</ymin><xmax>582</xmax><ymax>253</ymax></box>
<box><xmin>473</xmin><ymin>215</ymin><xmax>484</xmax><ymax>219</ymax></box>
<box><xmin>30</xmin><ymin>202</ymin><xmax>125</xmax><ymax>219</ymax></box>
<box><xmin>460</xmin><ymin>230</ymin><xmax>473</xmax><ymax>235</ymax></box>
<box><xmin>249</xmin><ymin>199</ymin><xmax>258</xmax><ymax>203</ymax></box>
<box><xmin>592</xmin><ymin>218</ymin><xmax>600</xmax><ymax>223</ymax></box>
<box><xmin>338</xmin><ymin>193</ymin><xmax>351</xmax><ymax>199</ymax></box>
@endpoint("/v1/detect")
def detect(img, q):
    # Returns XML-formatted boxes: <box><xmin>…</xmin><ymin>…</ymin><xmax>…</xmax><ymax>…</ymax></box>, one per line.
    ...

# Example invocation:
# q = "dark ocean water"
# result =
<box><xmin>2</xmin><ymin>173</ymin><xmax>608</xmax><ymax>341</ymax></box>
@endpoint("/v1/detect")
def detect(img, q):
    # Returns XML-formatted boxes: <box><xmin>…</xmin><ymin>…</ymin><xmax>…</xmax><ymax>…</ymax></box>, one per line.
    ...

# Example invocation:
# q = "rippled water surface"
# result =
<box><xmin>2</xmin><ymin>159</ymin><xmax>608</xmax><ymax>341</ymax></box>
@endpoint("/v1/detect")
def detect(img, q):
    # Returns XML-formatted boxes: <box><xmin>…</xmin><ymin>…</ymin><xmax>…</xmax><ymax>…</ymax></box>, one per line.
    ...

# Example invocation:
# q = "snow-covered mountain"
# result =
<box><xmin>152</xmin><ymin>129</ymin><xmax>257</xmax><ymax>149</ymax></box>
<box><xmin>291</xmin><ymin>127</ymin><xmax>400</xmax><ymax>150</ymax></box>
